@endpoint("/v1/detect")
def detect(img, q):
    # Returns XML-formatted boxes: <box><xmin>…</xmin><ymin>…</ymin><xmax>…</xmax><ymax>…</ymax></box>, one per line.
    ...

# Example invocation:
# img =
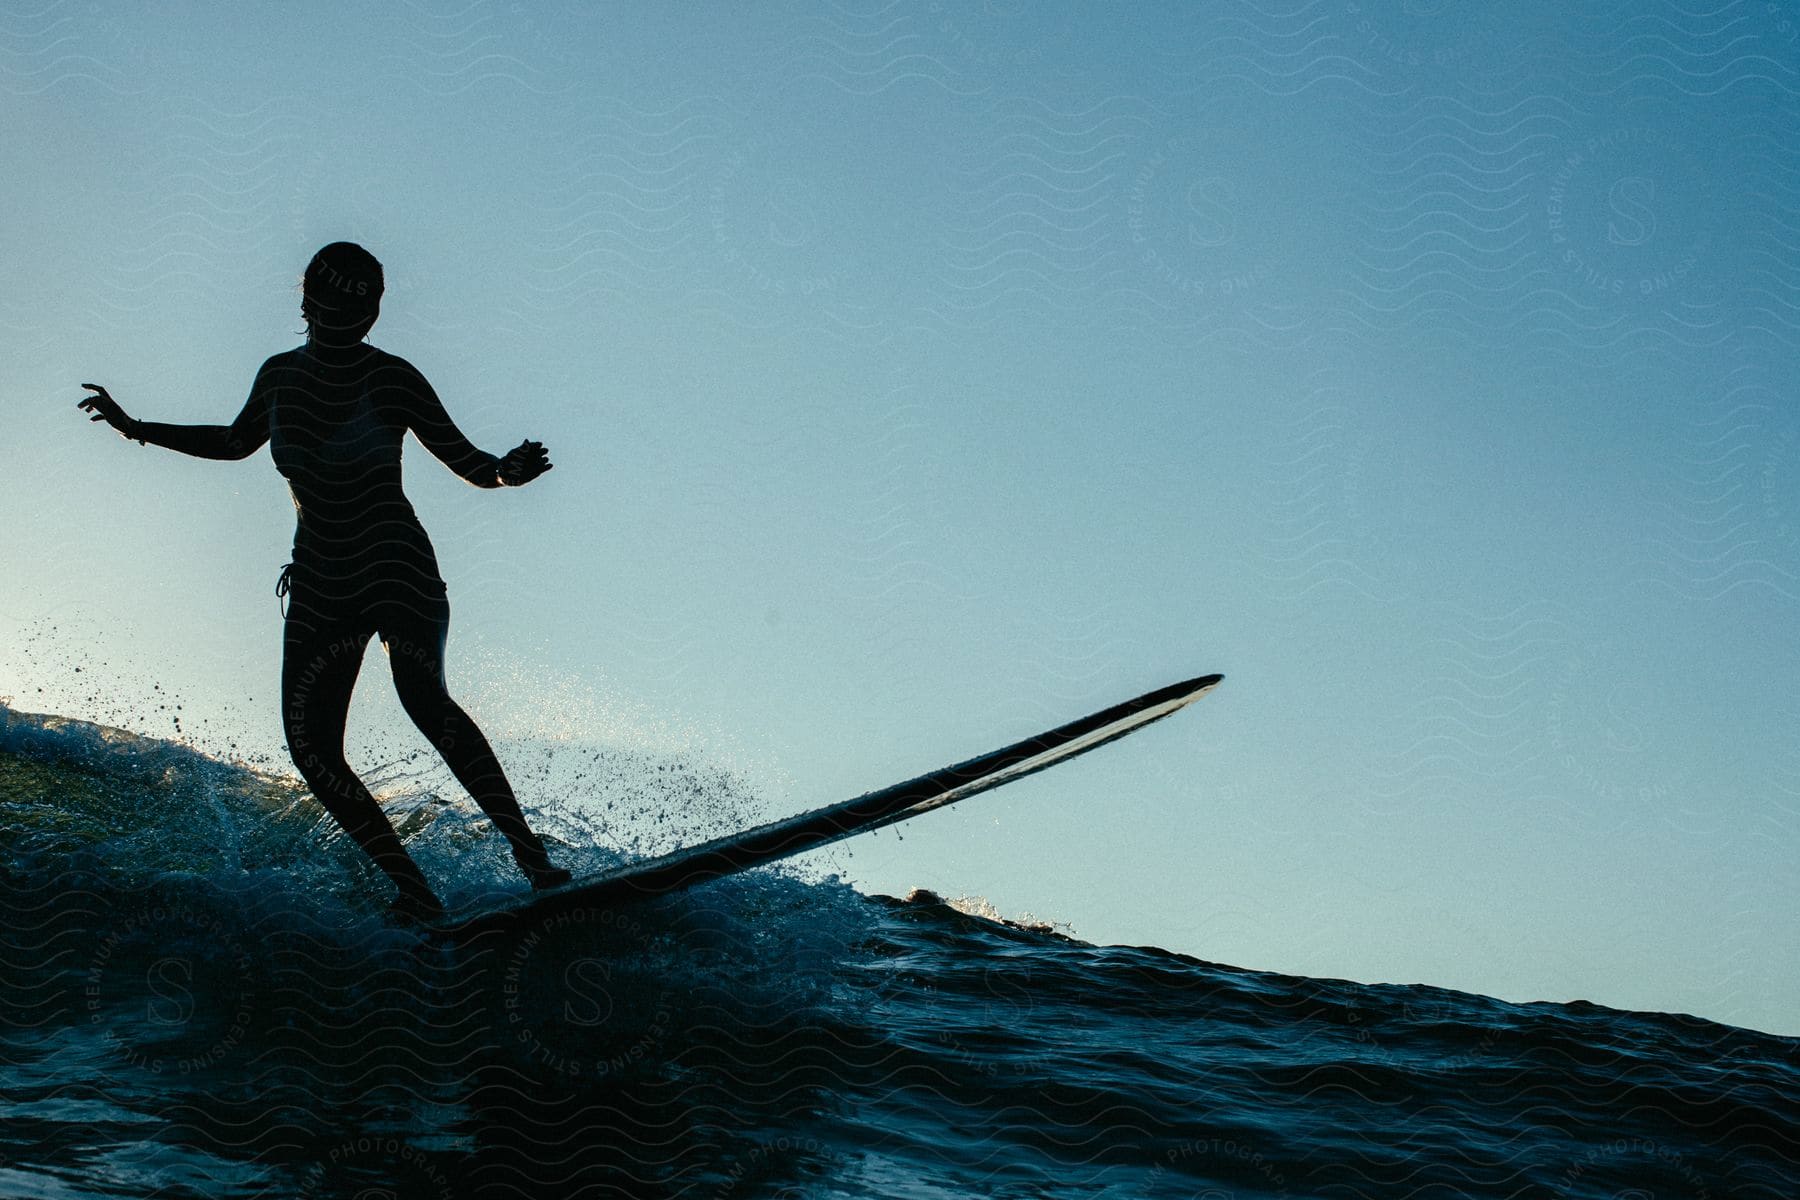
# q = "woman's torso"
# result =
<box><xmin>267</xmin><ymin>346</ymin><xmax>443</xmax><ymax>599</ymax></box>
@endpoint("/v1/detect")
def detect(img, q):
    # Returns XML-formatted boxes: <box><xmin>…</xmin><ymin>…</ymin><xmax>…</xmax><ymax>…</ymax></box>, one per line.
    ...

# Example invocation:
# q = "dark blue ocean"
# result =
<box><xmin>2</xmin><ymin>703</ymin><xmax>1794</xmax><ymax>1199</ymax></box>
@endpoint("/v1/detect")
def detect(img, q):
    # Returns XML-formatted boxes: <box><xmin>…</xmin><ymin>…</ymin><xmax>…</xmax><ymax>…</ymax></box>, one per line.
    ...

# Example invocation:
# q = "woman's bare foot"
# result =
<box><xmin>520</xmin><ymin>860</ymin><xmax>572</xmax><ymax>890</ymax></box>
<box><xmin>388</xmin><ymin>887</ymin><xmax>446</xmax><ymax>924</ymax></box>
<box><xmin>512</xmin><ymin>842</ymin><xmax>572</xmax><ymax>890</ymax></box>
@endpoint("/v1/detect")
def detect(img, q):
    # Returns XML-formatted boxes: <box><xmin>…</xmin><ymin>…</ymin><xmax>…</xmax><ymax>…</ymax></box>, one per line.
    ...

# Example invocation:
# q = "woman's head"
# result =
<box><xmin>301</xmin><ymin>242</ymin><xmax>384</xmax><ymax>345</ymax></box>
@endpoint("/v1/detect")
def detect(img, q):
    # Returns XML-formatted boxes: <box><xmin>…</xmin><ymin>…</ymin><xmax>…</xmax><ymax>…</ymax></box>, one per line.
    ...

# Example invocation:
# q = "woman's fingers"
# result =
<box><xmin>498</xmin><ymin>439</ymin><xmax>552</xmax><ymax>484</ymax></box>
<box><xmin>77</xmin><ymin>385</ymin><xmax>131</xmax><ymax>433</ymax></box>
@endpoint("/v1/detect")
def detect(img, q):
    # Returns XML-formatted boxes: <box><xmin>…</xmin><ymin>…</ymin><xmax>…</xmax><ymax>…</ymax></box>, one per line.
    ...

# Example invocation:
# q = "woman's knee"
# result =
<box><xmin>401</xmin><ymin>686</ymin><xmax>469</xmax><ymax>748</ymax></box>
<box><xmin>388</xmin><ymin>643</ymin><xmax>448</xmax><ymax>707</ymax></box>
<box><xmin>394</xmin><ymin>669</ymin><xmax>453</xmax><ymax>718</ymax></box>
<box><xmin>283</xmin><ymin>715</ymin><xmax>324</xmax><ymax>773</ymax></box>
<box><xmin>285</xmin><ymin>737</ymin><xmax>349</xmax><ymax>789</ymax></box>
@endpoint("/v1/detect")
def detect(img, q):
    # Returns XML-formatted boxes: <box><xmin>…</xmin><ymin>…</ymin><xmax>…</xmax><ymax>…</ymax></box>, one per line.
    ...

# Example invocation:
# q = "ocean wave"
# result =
<box><xmin>1</xmin><ymin>703</ymin><xmax>1795</xmax><ymax>1197</ymax></box>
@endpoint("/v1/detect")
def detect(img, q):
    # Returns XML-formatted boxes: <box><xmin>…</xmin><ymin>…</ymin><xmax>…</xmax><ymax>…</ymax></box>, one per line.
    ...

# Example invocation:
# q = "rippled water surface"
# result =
<box><xmin>2</xmin><ymin>704</ymin><xmax>1794</xmax><ymax>1198</ymax></box>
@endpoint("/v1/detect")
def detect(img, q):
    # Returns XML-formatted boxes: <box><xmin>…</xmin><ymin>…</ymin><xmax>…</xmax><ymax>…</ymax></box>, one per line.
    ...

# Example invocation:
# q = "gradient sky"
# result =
<box><xmin>3</xmin><ymin>2</ymin><xmax>1797</xmax><ymax>1035</ymax></box>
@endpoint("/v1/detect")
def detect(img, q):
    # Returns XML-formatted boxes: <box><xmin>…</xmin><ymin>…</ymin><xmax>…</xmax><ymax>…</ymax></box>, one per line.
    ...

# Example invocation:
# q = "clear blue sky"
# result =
<box><xmin>3</xmin><ymin>2</ymin><xmax>1796</xmax><ymax>1035</ymax></box>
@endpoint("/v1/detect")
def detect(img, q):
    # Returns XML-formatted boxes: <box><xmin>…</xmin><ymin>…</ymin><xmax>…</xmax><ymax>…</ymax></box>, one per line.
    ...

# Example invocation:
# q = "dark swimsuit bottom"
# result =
<box><xmin>276</xmin><ymin>559</ymin><xmax>449</xmax><ymax>644</ymax></box>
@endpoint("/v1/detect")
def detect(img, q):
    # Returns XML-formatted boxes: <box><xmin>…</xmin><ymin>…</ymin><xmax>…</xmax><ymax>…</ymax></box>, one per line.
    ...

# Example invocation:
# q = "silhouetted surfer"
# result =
<box><xmin>79</xmin><ymin>242</ymin><xmax>570</xmax><ymax>921</ymax></box>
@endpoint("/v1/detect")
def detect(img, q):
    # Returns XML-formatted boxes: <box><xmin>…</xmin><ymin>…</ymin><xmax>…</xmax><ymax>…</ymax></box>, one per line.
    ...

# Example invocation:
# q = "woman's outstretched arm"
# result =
<box><xmin>396</xmin><ymin>356</ymin><xmax>553</xmax><ymax>488</ymax></box>
<box><xmin>79</xmin><ymin>360</ymin><xmax>274</xmax><ymax>461</ymax></box>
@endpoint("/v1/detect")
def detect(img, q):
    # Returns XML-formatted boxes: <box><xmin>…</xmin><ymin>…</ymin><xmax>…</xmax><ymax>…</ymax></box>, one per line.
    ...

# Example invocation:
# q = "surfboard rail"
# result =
<box><xmin>434</xmin><ymin>672</ymin><xmax>1222</xmax><ymax>938</ymax></box>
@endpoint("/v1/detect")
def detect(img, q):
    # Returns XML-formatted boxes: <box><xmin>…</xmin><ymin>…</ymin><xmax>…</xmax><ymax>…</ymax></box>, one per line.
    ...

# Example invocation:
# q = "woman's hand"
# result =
<box><xmin>498</xmin><ymin>439</ymin><xmax>553</xmax><ymax>486</ymax></box>
<box><xmin>77</xmin><ymin>384</ymin><xmax>140</xmax><ymax>441</ymax></box>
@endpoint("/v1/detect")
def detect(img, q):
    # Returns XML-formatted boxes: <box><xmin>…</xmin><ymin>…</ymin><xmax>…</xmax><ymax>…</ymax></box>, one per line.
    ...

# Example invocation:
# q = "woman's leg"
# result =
<box><xmin>380</xmin><ymin>618</ymin><xmax>567</xmax><ymax>885</ymax></box>
<box><xmin>282</xmin><ymin>613</ymin><xmax>441</xmax><ymax>909</ymax></box>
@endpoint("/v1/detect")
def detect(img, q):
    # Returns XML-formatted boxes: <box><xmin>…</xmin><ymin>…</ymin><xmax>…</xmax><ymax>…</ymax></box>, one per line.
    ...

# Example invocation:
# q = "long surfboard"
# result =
<box><xmin>434</xmin><ymin>673</ymin><xmax>1222</xmax><ymax>938</ymax></box>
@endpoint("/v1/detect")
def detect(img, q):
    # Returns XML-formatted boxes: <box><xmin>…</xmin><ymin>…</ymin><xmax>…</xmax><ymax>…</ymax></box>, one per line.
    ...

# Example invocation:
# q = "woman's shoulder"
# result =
<box><xmin>261</xmin><ymin>345</ymin><xmax>427</xmax><ymax>388</ymax></box>
<box><xmin>245</xmin><ymin>348</ymin><xmax>304</xmax><ymax>414</ymax></box>
<box><xmin>360</xmin><ymin>346</ymin><xmax>430</xmax><ymax>389</ymax></box>
<box><xmin>258</xmin><ymin>346</ymin><xmax>307</xmax><ymax>375</ymax></box>
<box><xmin>360</xmin><ymin>348</ymin><xmax>442</xmax><ymax>421</ymax></box>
